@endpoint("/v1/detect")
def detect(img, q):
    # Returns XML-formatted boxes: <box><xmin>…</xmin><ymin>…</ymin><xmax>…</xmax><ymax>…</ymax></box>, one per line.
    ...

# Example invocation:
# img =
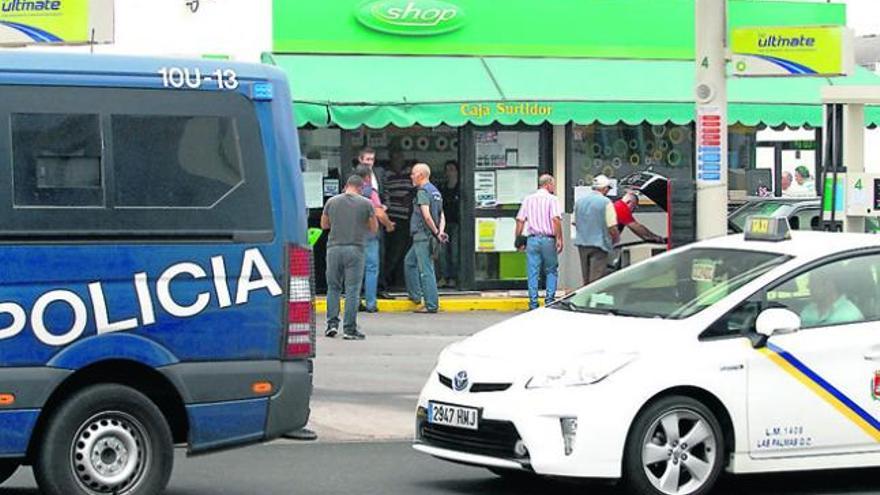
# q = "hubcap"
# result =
<box><xmin>641</xmin><ymin>408</ymin><xmax>717</xmax><ymax>495</ymax></box>
<box><xmin>71</xmin><ymin>411</ymin><xmax>150</xmax><ymax>494</ymax></box>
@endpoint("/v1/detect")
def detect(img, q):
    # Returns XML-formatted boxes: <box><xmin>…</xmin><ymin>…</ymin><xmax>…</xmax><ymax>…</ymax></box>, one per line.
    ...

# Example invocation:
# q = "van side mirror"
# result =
<box><xmin>751</xmin><ymin>308</ymin><xmax>801</xmax><ymax>348</ymax></box>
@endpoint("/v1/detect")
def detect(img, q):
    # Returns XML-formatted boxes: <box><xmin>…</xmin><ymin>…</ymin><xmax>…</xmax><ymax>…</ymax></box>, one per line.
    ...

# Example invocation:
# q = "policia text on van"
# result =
<box><xmin>0</xmin><ymin>52</ymin><xmax>315</xmax><ymax>495</ymax></box>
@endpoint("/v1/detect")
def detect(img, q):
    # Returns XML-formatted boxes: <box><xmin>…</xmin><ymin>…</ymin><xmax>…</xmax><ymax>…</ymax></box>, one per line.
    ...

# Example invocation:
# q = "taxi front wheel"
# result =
<box><xmin>33</xmin><ymin>384</ymin><xmax>173</xmax><ymax>495</ymax></box>
<box><xmin>622</xmin><ymin>396</ymin><xmax>724</xmax><ymax>495</ymax></box>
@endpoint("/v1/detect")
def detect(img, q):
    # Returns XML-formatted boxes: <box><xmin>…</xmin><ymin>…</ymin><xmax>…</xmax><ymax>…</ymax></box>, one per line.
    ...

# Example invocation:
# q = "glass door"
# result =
<box><xmin>460</xmin><ymin>124</ymin><xmax>552</xmax><ymax>290</ymax></box>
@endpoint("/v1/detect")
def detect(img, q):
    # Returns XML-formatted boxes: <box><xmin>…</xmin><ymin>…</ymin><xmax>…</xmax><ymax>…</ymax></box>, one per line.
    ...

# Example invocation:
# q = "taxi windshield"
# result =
<box><xmin>556</xmin><ymin>248</ymin><xmax>790</xmax><ymax>319</ymax></box>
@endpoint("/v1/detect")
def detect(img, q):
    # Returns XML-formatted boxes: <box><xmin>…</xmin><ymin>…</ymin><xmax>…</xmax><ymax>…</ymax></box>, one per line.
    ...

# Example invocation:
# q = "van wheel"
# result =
<box><xmin>34</xmin><ymin>384</ymin><xmax>173</xmax><ymax>495</ymax></box>
<box><xmin>623</xmin><ymin>396</ymin><xmax>724</xmax><ymax>495</ymax></box>
<box><xmin>0</xmin><ymin>460</ymin><xmax>19</xmax><ymax>485</ymax></box>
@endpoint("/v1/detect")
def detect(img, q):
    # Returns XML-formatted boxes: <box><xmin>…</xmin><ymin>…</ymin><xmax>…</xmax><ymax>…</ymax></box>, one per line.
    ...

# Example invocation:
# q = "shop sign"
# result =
<box><xmin>0</xmin><ymin>0</ymin><xmax>113</xmax><ymax>45</ymax></box>
<box><xmin>277</xmin><ymin>0</ymin><xmax>844</xmax><ymax>59</ymax></box>
<box><xmin>460</xmin><ymin>102</ymin><xmax>553</xmax><ymax>119</ymax></box>
<box><xmin>732</xmin><ymin>26</ymin><xmax>854</xmax><ymax>77</ymax></box>
<box><xmin>355</xmin><ymin>0</ymin><xmax>466</xmax><ymax>36</ymax></box>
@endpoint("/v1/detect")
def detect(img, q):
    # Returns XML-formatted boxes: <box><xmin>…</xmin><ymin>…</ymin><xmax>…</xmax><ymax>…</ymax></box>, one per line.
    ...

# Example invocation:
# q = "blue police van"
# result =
<box><xmin>0</xmin><ymin>52</ymin><xmax>314</xmax><ymax>495</ymax></box>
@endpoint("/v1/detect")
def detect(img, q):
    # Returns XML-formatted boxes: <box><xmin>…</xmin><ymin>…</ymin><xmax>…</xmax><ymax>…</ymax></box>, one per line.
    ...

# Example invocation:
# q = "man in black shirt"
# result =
<box><xmin>438</xmin><ymin>160</ymin><xmax>460</xmax><ymax>288</ymax></box>
<box><xmin>383</xmin><ymin>152</ymin><xmax>415</xmax><ymax>288</ymax></box>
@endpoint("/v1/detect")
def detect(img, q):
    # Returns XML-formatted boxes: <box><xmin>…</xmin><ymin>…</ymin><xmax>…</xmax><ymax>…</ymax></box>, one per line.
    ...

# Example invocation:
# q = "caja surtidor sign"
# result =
<box><xmin>460</xmin><ymin>102</ymin><xmax>553</xmax><ymax>119</ymax></box>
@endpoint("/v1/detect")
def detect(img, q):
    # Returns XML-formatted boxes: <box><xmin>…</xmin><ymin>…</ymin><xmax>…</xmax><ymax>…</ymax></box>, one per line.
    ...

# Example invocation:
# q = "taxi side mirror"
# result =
<box><xmin>752</xmin><ymin>308</ymin><xmax>801</xmax><ymax>348</ymax></box>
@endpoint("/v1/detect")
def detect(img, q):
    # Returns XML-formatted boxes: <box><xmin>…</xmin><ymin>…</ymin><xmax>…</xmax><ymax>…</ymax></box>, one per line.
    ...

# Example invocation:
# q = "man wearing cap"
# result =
<box><xmin>515</xmin><ymin>174</ymin><xmax>563</xmax><ymax>310</ymax></box>
<box><xmin>573</xmin><ymin>175</ymin><xmax>619</xmax><ymax>285</ymax></box>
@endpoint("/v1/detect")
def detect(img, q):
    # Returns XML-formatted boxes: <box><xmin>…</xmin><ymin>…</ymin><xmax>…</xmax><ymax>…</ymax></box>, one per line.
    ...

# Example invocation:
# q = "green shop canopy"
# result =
<box><xmin>265</xmin><ymin>54</ymin><xmax>880</xmax><ymax>129</ymax></box>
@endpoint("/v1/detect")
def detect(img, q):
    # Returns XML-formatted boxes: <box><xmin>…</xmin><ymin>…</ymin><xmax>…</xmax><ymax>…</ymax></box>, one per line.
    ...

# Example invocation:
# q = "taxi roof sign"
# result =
<box><xmin>744</xmin><ymin>216</ymin><xmax>791</xmax><ymax>242</ymax></box>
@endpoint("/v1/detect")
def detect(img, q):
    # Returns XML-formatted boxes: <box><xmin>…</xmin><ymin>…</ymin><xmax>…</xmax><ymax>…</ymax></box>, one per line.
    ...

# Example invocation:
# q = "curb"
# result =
<box><xmin>315</xmin><ymin>297</ymin><xmax>532</xmax><ymax>313</ymax></box>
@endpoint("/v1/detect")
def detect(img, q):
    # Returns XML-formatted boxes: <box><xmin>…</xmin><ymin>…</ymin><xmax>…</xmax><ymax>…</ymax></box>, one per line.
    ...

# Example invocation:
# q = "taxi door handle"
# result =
<box><xmin>864</xmin><ymin>349</ymin><xmax>880</xmax><ymax>361</ymax></box>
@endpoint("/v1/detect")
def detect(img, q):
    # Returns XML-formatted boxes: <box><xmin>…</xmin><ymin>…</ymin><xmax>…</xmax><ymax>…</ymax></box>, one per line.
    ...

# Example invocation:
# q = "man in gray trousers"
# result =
<box><xmin>322</xmin><ymin>174</ymin><xmax>378</xmax><ymax>340</ymax></box>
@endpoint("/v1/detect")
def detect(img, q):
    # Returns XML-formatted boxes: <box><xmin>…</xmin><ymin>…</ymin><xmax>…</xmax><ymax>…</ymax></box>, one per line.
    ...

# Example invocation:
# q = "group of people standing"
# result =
<box><xmin>515</xmin><ymin>174</ymin><xmax>665</xmax><ymax>310</ymax></box>
<box><xmin>780</xmin><ymin>165</ymin><xmax>816</xmax><ymax>197</ymax></box>
<box><xmin>321</xmin><ymin>148</ymin><xmax>454</xmax><ymax>338</ymax></box>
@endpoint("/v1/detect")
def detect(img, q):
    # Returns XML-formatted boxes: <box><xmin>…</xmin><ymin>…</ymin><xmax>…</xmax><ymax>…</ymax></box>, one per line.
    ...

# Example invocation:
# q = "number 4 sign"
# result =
<box><xmin>846</xmin><ymin>173</ymin><xmax>878</xmax><ymax>217</ymax></box>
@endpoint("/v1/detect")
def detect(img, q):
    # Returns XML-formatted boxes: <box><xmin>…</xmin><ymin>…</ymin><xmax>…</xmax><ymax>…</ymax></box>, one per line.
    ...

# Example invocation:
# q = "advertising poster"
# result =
<box><xmin>495</xmin><ymin>168</ymin><xmax>537</xmax><ymax>204</ymax></box>
<box><xmin>305</xmin><ymin>158</ymin><xmax>329</xmax><ymax>175</ymax></box>
<box><xmin>474</xmin><ymin>171</ymin><xmax>497</xmax><ymax>206</ymax></box>
<box><xmin>518</xmin><ymin>132</ymin><xmax>540</xmax><ymax>167</ymax></box>
<box><xmin>367</xmin><ymin>130</ymin><xmax>388</xmax><ymax>148</ymax></box>
<box><xmin>303</xmin><ymin>172</ymin><xmax>324</xmax><ymax>208</ymax></box>
<box><xmin>476</xmin><ymin>218</ymin><xmax>497</xmax><ymax>251</ymax></box>
<box><xmin>494</xmin><ymin>218</ymin><xmax>517</xmax><ymax>252</ymax></box>
<box><xmin>323</xmin><ymin>178</ymin><xmax>340</xmax><ymax>197</ymax></box>
<box><xmin>475</xmin><ymin>217</ymin><xmax>517</xmax><ymax>252</ymax></box>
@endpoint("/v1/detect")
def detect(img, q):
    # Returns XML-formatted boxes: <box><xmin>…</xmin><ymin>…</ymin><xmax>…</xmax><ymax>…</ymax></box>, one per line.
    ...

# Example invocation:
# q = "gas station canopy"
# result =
<box><xmin>266</xmin><ymin>54</ymin><xmax>880</xmax><ymax>129</ymax></box>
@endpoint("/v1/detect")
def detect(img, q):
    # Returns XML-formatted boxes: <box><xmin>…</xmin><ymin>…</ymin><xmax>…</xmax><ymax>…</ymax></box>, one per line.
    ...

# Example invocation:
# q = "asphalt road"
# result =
<box><xmin>309</xmin><ymin>310</ymin><xmax>513</xmax><ymax>441</ymax></box>
<box><xmin>7</xmin><ymin>311</ymin><xmax>880</xmax><ymax>495</ymax></box>
<box><xmin>6</xmin><ymin>441</ymin><xmax>880</xmax><ymax>495</ymax></box>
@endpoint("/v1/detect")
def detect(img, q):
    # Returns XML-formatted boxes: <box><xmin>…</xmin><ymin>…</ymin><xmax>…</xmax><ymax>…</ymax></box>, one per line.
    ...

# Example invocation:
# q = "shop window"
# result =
<box><xmin>728</xmin><ymin>125</ymin><xmax>765</xmax><ymax>195</ymax></box>
<box><xmin>0</xmin><ymin>85</ymin><xmax>272</xmax><ymax>241</ymax></box>
<box><xmin>305</xmin><ymin>125</ymin><xmax>462</xmax><ymax>291</ymax></box>
<box><xmin>728</xmin><ymin>125</ymin><xmax>757</xmax><ymax>170</ymax></box>
<box><xmin>568</xmin><ymin>123</ymin><xmax>694</xmax><ymax>210</ymax></box>
<box><xmin>12</xmin><ymin>113</ymin><xmax>104</xmax><ymax>207</ymax></box>
<box><xmin>112</xmin><ymin>115</ymin><xmax>243</xmax><ymax>208</ymax></box>
<box><xmin>472</xmin><ymin>128</ymin><xmax>548</xmax><ymax>284</ymax></box>
<box><xmin>299</xmin><ymin>128</ymin><xmax>343</xmax><ymax>209</ymax></box>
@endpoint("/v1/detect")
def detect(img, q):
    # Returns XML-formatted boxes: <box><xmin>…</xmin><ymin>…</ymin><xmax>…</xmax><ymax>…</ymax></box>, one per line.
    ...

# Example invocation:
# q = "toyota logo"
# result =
<box><xmin>453</xmin><ymin>371</ymin><xmax>469</xmax><ymax>392</ymax></box>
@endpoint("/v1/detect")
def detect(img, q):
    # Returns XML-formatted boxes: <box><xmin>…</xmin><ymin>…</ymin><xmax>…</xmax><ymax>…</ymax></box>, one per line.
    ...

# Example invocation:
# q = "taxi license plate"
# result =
<box><xmin>427</xmin><ymin>402</ymin><xmax>479</xmax><ymax>430</ymax></box>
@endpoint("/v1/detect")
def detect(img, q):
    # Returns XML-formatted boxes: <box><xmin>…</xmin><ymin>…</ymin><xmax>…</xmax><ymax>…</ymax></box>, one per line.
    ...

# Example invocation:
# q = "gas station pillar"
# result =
<box><xmin>694</xmin><ymin>0</ymin><xmax>729</xmax><ymax>240</ymax></box>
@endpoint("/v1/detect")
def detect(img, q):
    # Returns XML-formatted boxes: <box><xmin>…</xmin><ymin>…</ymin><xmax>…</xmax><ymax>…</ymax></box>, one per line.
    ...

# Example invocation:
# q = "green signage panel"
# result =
<box><xmin>273</xmin><ymin>0</ymin><xmax>845</xmax><ymax>59</ymax></box>
<box><xmin>733</xmin><ymin>26</ymin><xmax>854</xmax><ymax>77</ymax></box>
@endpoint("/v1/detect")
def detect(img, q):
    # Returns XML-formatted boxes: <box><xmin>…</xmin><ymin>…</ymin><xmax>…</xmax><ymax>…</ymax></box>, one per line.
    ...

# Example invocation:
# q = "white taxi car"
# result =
<box><xmin>414</xmin><ymin>217</ymin><xmax>880</xmax><ymax>495</ymax></box>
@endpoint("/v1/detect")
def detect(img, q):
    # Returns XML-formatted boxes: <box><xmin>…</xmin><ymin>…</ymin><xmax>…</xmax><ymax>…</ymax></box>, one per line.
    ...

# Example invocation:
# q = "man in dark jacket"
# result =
<box><xmin>405</xmin><ymin>163</ymin><xmax>447</xmax><ymax>313</ymax></box>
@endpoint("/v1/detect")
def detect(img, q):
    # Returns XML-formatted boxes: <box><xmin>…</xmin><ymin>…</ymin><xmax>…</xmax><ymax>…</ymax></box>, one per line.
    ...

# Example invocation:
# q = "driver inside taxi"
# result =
<box><xmin>799</xmin><ymin>271</ymin><xmax>863</xmax><ymax>327</ymax></box>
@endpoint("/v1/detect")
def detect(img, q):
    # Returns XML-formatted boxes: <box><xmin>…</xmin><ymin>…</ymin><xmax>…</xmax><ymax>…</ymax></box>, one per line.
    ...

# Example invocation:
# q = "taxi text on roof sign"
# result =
<box><xmin>732</xmin><ymin>25</ymin><xmax>854</xmax><ymax>77</ymax></box>
<box><xmin>0</xmin><ymin>0</ymin><xmax>113</xmax><ymax>46</ymax></box>
<box><xmin>744</xmin><ymin>215</ymin><xmax>791</xmax><ymax>242</ymax></box>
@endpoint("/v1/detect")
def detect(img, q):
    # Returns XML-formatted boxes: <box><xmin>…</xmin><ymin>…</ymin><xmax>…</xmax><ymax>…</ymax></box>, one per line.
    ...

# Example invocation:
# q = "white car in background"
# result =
<box><xmin>414</xmin><ymin>217</ymin><xmax>880</xmax><ymax>495</ymax></box>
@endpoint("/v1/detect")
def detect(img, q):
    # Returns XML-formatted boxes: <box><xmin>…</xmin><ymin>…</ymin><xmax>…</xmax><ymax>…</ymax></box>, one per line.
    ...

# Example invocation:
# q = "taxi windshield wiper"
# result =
<box><xmin>550</xmin><ymin>300</ymin><xmax>581</xmax><ymax>312</ymax></box>
<box><xmin>602</xmin><ymin>308</ymin><xmax>660</xmax><ymax>318</ymax></box>
<box><xmin>551</xmin><ymin>300</ymin><xmax>613</xmax><ymax>314</ymax></box>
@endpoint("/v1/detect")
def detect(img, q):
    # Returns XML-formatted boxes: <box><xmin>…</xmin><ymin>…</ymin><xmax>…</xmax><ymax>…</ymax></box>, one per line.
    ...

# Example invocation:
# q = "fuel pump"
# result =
<box><xmin>820</xmin><ymin>86</ymin><xmax>878</xmax><ymax>233</ymax></box>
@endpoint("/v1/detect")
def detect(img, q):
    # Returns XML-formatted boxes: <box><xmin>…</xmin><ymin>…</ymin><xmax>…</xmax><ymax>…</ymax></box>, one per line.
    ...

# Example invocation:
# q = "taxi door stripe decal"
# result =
<box><xmin>760</xmin><ymin>342</ymin><xmax>880</xmax><ymax>442</ymax></box>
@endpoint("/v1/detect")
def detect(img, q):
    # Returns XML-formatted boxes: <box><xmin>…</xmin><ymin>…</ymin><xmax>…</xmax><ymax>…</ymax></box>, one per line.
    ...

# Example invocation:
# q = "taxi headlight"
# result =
<box><xmin>525</xmin><ymin>352</ymin><xmax>637</xmax><ymax>389</ymax></box>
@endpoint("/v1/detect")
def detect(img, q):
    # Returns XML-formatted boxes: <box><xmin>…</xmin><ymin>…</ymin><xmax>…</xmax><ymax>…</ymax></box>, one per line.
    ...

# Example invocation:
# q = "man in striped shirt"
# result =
<box><xmin>515</xmin><ymin>174</ymin><xmax>564</xmax><ymax>310</ymax></box>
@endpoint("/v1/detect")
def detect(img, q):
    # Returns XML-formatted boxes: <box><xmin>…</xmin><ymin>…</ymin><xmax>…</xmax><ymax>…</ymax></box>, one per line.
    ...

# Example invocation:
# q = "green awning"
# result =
<box><xmin>267</xmin><ymin>54</ymin><xmax>880</xmax><ymax>129</ymax></box>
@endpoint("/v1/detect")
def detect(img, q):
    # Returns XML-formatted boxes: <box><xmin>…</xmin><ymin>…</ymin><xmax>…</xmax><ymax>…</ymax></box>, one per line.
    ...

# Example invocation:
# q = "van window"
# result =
<box><xmin>11</xmin><ymin>113</ymin><xmax>103</xmax><ymax>207</ymax></box>
<box><xmin>113</xmin><ymin>115</ymin><xmax>243</xmax><ymax>208</ymax></box>
<box><xmin>0</xmin><ymin>85</ymin><xmax>273</xmax><ymax>241</ymax></box>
